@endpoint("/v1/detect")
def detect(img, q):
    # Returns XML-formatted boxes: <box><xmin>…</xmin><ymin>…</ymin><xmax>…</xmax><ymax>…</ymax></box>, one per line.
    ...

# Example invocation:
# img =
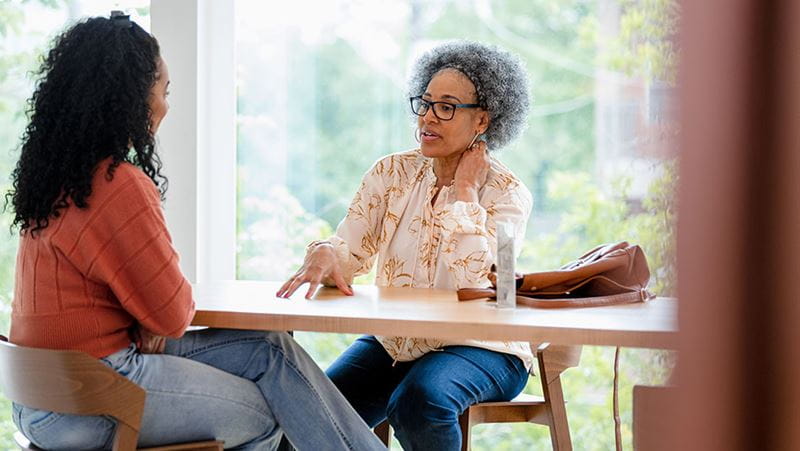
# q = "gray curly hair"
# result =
<box><xmin>408</xmin><ymin>40</ymin><xmax>530</xmax><ymax>150</ymax></box>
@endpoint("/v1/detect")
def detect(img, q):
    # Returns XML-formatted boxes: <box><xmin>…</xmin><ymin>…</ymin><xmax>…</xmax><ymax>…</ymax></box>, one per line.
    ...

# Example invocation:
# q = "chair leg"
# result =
<box><xmin>112</xmin><ymin>422</ymin><xmax>139</xmax><ymax>451</ymax></box>
<box><xmin>544</xmin><ymin>377</ymin><xmax>573</xmax><ymax>451</ymax></box>
<box><xmin>459</xmin><ymin>409</ymin><xmax>472</xmax><ymax>451</ymax></box>
<box><xmin>14</xmin><ymin>431</ymin><xmax>36</xmax><ymax>450</ymax></box>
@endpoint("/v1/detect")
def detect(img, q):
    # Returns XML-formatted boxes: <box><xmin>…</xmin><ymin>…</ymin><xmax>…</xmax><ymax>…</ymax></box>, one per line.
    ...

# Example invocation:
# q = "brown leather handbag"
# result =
<box><xmin>457</xmin><ymin>241</ymin><xmax>655</xmax><ymax>308</ymax></box>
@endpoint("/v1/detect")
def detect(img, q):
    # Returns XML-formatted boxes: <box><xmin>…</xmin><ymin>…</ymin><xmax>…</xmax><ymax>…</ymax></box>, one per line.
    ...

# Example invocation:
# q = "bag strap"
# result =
<box><xmin>613</xmin><ymin>346</ymin><xmax>623</xmax><ymax>451</ymax></box>
<box><xmin>516</xmin><ymin>289</ymin><xmax>652</xmax><ymax>309</ymax></box>
<box><xmin>518</xmin><ymin>274</ymin><xmax>645</xmax><ymax>298</ymax></box>
<box><xmin>458</xmin><ymin>288</ymin><xmax>653</xmax><ymax>307</ymax></box>
<box><xmin>457</xmin><ymin>287</ymin><xmax>496</xmax><ymax>301</ymax></box>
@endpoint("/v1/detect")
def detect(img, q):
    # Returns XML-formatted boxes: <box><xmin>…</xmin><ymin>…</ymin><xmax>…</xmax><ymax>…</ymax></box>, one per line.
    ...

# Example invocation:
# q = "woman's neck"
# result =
<box><xmin>432</xmin><ymin>152</ymin><xmax>461</xmax><ymax>188</ymax></box>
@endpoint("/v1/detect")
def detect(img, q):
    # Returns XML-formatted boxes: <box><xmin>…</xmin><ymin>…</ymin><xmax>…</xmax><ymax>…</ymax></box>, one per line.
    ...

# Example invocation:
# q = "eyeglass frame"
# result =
<box><xmin>409</xmin><ymin>95</ymin><xmax>482</xmax><ymax>121</ymax></box>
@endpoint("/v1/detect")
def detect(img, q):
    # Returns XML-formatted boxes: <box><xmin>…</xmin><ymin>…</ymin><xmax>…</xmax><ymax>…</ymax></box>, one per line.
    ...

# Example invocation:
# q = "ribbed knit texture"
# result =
<box><xmin>10</xmin><ymin>159</ymin><xmax>195</xmax><ymax>358</ymax></box>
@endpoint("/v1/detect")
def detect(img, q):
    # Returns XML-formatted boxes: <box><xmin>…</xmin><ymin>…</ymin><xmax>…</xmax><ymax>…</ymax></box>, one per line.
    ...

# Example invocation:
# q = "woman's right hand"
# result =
<box><xmin>131</xmin><ymin>325</ymin><xmax>167</xmax><ymax>354</ymax></box>
<box><xmin>276</xmin><ymin>242</ymin><xmax>354</xmax><ymax>299</ymax></box>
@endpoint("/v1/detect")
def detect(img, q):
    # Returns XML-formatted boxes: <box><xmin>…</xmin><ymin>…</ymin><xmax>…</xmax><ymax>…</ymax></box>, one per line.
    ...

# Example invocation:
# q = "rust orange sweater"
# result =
<box><xmin>10</xmin><ymin>159</ymin><xmax>195</xmax><ymax>358</ymax></box>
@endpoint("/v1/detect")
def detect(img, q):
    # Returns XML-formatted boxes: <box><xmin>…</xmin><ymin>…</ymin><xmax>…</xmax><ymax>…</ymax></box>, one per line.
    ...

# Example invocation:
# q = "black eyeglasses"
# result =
<box><xmin>409</xmin><ymin>96</ymin><xmax>481</xmax><ymax>121</ymax></box>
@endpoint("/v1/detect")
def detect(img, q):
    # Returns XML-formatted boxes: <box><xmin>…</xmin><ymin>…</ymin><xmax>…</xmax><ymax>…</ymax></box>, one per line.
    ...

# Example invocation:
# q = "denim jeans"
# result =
<box><xmin>12</xmin><ymin>328</ymin><xmax>385</xmax><ymax>451</ymax></box>
<box><xmin>326</xmin><ymin>336</ymin><xmax>529</xmax><ymax>451</ymax></box>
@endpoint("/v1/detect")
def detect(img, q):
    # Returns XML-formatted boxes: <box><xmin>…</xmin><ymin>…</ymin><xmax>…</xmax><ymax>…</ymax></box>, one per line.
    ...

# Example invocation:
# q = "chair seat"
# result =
<box><xmin>140</xmin><ymin>441</ymin><xmax>224</xmax><ymax>451</ymax></box>
<box><xmin>372</xmin><ymin>343</ymin><xmax>581</xmax><ymax>450</ymax></box>
<box><xmin>15</xmin><ymin>432</ymin><xmax>38</xmax><ymax>450</ymax></box>
<box><xmin>472</xmin><ymin>393</ymin><xmax>545</xmax><ymax>408</ymax></box>
<box><xmin>467</xmin><ymin>393</ymin><xmax>551</xmax><ymax>426</ymax></box>
<box><xmin>14</xmin><ymin>431</ymin><xmax>224</xmax><ymax>451</ymax></box>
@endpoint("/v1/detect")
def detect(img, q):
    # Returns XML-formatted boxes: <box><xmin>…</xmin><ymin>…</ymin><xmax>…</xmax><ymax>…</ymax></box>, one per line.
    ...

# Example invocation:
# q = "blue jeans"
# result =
<box><xmin>12</xmin><ymin>328</ymin><xmax>385</xmax><ymax>451</ymax></box>
<box><xmin>326</xmin><ymin>336</ymin><xmax>528</xmax><ymax>451</ymax></box>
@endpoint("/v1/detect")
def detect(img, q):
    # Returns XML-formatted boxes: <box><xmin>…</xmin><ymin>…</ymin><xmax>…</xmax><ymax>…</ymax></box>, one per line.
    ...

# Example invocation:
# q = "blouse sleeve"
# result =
<box><xmin>321</xmin><ymin>161</ymin><xmax>388</xmax><ymax>285</ymax></box>
<box><xmin>438</xmin><ymin>180</ymin><xmax>532</xmax><ymax>289</ymax></box>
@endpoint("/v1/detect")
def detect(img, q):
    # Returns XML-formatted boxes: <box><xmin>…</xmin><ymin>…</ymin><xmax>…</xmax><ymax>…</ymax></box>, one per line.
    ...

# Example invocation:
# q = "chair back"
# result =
<box><xmin>534</xmin><ymin>343</ymin><xmax>582</xmax><ymax>384</ymax></box>
<box><xmin>0</xmin><ymin>335</ymin><xmax>145</xmax><ymax>449</ymax></box>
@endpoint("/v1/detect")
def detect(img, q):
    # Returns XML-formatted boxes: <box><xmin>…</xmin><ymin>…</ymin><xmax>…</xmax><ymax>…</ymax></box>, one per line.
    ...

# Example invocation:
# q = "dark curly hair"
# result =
<box><xmin>408</xmin><ymin>40</ymin><xmax>531</xmax><ymax>150</ymax></box>
<box><xmin>6</xmin><ymin>15</ymin><xmax>166</xmax><ymax>235</ymax></box>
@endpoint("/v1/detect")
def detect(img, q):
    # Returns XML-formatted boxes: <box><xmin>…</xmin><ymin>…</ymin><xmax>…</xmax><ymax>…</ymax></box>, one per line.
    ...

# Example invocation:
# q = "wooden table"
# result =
<box><xmin>191</xmin><ymin>281</ymin><xmax>677</xmax><ymax>349</ymax></box>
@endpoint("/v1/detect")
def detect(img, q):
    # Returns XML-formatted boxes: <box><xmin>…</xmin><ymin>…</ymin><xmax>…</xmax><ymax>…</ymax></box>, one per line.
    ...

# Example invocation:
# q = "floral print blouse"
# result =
<box><xmin>323</xmin><ymin>148</ymin><xmax>534</xmax><ymax>370</ymax></box>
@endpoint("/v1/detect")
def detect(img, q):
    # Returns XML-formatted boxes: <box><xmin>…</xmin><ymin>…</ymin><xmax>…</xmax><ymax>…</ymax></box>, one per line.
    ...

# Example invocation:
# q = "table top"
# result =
<box><xmin>191</xmin><ymin>281</ymin><xmax>678</xmax><ymax>349</ymax></box>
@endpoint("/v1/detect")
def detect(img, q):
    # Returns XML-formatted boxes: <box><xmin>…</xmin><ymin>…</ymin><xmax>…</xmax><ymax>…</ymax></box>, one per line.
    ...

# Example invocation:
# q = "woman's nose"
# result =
<box><xmin>421</xmin><ymin>107</ymin><xmax>439</xmax><ymax>123</ymax></box>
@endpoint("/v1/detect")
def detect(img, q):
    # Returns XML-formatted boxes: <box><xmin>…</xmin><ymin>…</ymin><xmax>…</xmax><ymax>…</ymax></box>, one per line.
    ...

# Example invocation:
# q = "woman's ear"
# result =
<box><xmin>477</xmin><ymin>110</ymin><xmax>490</xmax><ymax>135</ymax></box>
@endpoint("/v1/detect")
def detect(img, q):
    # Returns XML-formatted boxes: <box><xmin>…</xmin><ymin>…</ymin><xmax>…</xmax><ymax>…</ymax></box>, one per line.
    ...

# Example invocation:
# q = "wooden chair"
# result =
<box><xmin>633</xmin><ymin>385</ymin><xmax>676</xmax><ymax>451</ymax></box>
<box><xmin>0</xmin><ymin>335</ymin><xmax>223</xmax><ymax>451</ymax></box>
<box><xmin>374</xmin><ymin>343</ymin><xmax>582</xmax><ymax>451</ymax></box>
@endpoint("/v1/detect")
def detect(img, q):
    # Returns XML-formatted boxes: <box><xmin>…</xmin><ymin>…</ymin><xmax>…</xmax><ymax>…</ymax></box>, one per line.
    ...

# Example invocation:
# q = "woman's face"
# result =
<box><xmin>417</xmin><ymin>68</ymin><xmax>489</xmax><ymax>159</ymax></box>
<box><xmin>148</xmin><ymin>57</ymin><xmax>170</xmax><ymax>134</ymax></box>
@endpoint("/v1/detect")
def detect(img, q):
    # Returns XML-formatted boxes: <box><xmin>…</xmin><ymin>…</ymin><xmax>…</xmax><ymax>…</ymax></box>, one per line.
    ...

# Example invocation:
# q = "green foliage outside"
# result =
<box><xmin>522</xmin><ymin>162</ymin><xmax>677</xmax><ymax>295</ymax></box>
<box><xmin>601</xmin><ymin>0</ymin><xmax>680</xmax><ymax>84</ymax></box>
<box><xmin>0</xmin><ymin>0</ymin><xmax>58</xmax><ymax>445</ymax></box>
<box><xmin>237</xmin><ymin>1</ymin><xmax>680</xmax><ymax>449</ymax></box>
<box><xmin>237</xmin><ymin>185</ymin><xmax>335</xmax><ymax>280</ymax></box>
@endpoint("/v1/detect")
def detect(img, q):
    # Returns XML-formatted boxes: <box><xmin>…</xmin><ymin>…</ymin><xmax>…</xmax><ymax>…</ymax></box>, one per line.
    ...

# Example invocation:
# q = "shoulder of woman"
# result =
<box><xmin>93</xmin><ymin>159</ymin><xmax>160</xmax><ymax>204</ymax></box>
<box><xmin>486</xmin><ymin>157</ymin><xmax>520</xmax><ymax>186</ymax></box>
<box><xmin>367</xmin><ymin>148</ymin><xmax>427</xmax><ymax>180</ymax></box>
<box><xmin>93</xmin><ymin>158</ymin><xmax>139</xmax><ymax>180</ymax></box>
<box><xmin>484</xmin><ymin>157</ymin><xmax>532</xmax><ymax>200</ymax></box>
<box><xmin>373</xmin><ymin>148</ymin><xmax>426</xmax><ymax>166</ymax></box>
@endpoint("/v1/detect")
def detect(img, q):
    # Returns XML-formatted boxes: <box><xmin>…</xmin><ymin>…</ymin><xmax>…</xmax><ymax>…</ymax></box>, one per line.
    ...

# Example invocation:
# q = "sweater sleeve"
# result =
<box><xmin>67</xmin><ymin>167</ymin><xmax>195</xmax><ymax>338</ymax></box>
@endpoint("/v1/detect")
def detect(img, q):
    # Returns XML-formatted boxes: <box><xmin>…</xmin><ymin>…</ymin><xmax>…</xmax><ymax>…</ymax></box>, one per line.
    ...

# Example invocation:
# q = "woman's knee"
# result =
<box><xmin>259</xmin><ymin>330</ymin><xmax>319</xmax><ymax>368</ymax></box>
<box><xmin>261</xmin><ymin>330</ymin><xmax>300</xmax><ymax>351</ymax></box>
<box><xmin>205</xmin><ymin>329</ymin><xmax>295</xmax><ymax>350</ymax></box>
<box><xmin>386</xmin><ymin>378</ymin><xmax>459</xmax><ymax>428</ymax></box>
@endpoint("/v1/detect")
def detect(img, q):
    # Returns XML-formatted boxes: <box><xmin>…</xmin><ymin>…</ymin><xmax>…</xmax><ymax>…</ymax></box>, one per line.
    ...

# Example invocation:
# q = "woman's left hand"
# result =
<box><xmin>454</xmin><ymin>140</ymin><xmax>489</xmax><ymax>202</ymax></box>
<box><xmin>132</xmin><ymin>325</ymin><xmax>167</xmax><ymax>354</ymax></box>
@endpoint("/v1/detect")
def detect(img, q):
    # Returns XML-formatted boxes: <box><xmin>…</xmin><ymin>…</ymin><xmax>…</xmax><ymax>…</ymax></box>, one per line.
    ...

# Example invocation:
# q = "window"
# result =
<box><xmin>0</xmin><ymin>1</ymin><xmax>149</xmax><ymax>445</ymax></box>
<box><xmin>234</xmin><ymin>0</ymin><xmax>678</xmax><ymax>449</ymax></box>
<box><xmin>0</xmin><ymin>1</ymin><xmax>678</xmax><ymax>448</ymax></box>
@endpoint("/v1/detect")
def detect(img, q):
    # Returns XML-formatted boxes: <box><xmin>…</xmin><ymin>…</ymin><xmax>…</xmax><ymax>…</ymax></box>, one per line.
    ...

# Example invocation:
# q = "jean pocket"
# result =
<box><xmin>11</xmin><ymin>402</ymin><xmax>23</xmax><ymax>429</ymax></box>
<box><xmin>14</xmin><ymin>406</ymin><xmax>60</xmax><ymax>447</ymax></box>
<box><xmin>23</xmin><ymin>407</ymin><xmax>61</xmax><ymax>433</ymax></box>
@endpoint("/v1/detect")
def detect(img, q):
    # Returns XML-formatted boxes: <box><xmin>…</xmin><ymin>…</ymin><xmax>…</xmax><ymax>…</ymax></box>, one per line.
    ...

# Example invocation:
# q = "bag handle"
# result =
<box><xmin>516</xmin><ymin>290</ymin><xmax>652</xmax><ymax>309</ymax></box>
<box><xmin>457</xmin><ymin>287</ymin><xmax>496</xmax><ymax>301</ymax></box>
<box><xmin>457</xmin><ymin>288</ymin><xmax>653</xmax><ymax>307</ymax></box>
<box><xmin>518</xmin><ymin>274</ymin><xmax>645</xmax><ymax>298</ymax></box>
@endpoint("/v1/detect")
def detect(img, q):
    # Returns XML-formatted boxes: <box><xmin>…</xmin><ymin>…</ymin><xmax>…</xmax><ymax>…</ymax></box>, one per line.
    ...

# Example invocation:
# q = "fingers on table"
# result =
<box><xmin>332</xmin><ymin>270</ymin><xmax>353</xmax><ymax>296</ymax></box>
<box><xmin>305</xmin><ymin>279</ymin><xmax>321</xmax><ymax>299</ymax></box>
<box><xmin>277</xmin><ymin>273</ymin><xmax>305</xmax><ymax>298</ymax></box>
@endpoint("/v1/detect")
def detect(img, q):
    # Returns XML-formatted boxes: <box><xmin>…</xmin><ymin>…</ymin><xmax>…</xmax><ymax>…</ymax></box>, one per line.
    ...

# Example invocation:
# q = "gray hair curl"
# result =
<box><xmin>408</xmin><ymin>40</ymin><xmax>530</xmax><ymax>150</ymax></box>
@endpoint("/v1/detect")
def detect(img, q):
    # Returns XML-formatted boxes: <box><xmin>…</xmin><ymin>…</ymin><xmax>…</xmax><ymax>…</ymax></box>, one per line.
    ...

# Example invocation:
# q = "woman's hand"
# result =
<box><xmin>132</xmin><ymin>325</ymin><xmax>167</xmax><ymax>354</ymax></box>
<box><xmin>454</xmin><ymin>140</ymin><xmax>490</xmax><ymax>203</ymax></box>
<box><xmin>276</xmin><ymin>242</ymin><xmax>354</xmax><ymax>299</ymax></box>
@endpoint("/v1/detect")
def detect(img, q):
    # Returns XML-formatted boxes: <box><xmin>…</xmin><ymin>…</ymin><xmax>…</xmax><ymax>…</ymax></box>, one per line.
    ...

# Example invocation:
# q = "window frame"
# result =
<box><xmin>151</xmin><ymin>0</ymin><xmax>237</xmax><ymax>282</ymax></box>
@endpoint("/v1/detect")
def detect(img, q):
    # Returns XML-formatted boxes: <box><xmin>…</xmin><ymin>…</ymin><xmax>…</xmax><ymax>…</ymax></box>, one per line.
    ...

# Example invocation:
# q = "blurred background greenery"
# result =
<box><xmin>236</xmin><ymin>1</ymin><xmax>678</xmax><ymax>449</ymax></box>
<box><xmin>1</xmin><ymin>0</ymin><xmax>678</xmax><ymax>449</ymax></box>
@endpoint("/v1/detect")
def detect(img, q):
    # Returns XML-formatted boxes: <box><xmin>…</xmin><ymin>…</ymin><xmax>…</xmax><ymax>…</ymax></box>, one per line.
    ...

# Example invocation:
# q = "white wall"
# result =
<box><xmin>151</xmin><ymin>0</ymin><xmax>237</xmax><ymax>282</ymax></box>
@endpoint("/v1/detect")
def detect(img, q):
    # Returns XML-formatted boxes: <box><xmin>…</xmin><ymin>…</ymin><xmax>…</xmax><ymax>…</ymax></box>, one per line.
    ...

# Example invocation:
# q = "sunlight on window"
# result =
<box><xmin>0</xmin><ymin>2</ymin><xmax>150</xmax><ymax>447</ymax></box>
<box><xmin>234</xmin><ymin>1</ymin><xmax>678</xmax><ymax>449</ymax></box>
<box><xmin>235</xmin><ymin>0</ymin><xmax>678</xmax><ymax>287</ymax></box>
<box><xmin>0</xmin><ymin>1</ymin><xmax>677</xmax><ymax>448</ymax></box>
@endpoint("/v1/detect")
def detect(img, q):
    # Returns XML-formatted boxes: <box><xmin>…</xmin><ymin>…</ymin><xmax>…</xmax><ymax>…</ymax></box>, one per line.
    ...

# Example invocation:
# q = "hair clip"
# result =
<box><xmin>110</xmin><ymin>10</ymin><xmax>132</xmax><ymax>29</ymax></box>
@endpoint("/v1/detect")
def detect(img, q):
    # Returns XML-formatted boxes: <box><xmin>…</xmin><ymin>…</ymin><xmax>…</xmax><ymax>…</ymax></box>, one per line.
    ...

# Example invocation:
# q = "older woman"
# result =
<box><xmin>278</xmin><ymin>41</ymin><xmax>533</xmax><ymax>450</ymax></box>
